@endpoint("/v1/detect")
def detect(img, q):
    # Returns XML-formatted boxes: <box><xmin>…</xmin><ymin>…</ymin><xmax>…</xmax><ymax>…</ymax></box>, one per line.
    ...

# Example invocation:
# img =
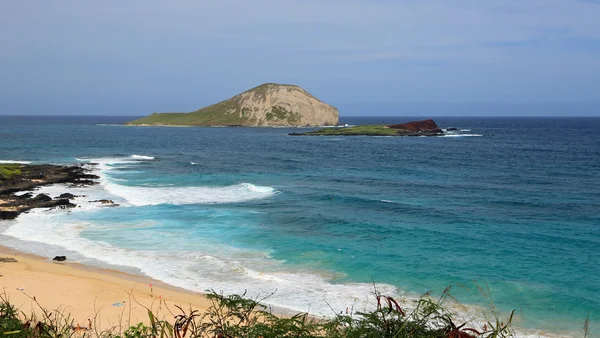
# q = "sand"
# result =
<box><xmin>0</xmin><ymin>246</ymin><xmax>213</xmax><ymax>333</ymax></box>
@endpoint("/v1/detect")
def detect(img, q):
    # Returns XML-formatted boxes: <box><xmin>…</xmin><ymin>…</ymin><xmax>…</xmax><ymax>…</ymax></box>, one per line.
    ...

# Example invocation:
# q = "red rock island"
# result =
<box><xmin>387</xmin><ymin>119</ymin><xmax>442</xmax><ymax>133</ymax></box>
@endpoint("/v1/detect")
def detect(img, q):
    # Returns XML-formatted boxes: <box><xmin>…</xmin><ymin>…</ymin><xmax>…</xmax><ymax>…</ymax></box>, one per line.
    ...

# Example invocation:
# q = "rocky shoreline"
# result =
<box><xmin>0</xmin><ymin>163</ymin><xmax>99</xmax><ymax>220</ymax></box>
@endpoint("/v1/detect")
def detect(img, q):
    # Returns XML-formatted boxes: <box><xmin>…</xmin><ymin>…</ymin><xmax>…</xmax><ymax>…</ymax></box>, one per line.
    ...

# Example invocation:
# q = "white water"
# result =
<box><xmin>440</xmin><ymin>134</ymin><xmax>483</xmax><ymax>138</ymax></box>
<box><xmin>0</xmin><ymin>160</ymin><xmax>32</xmax><ymax>164</ymax></box>
<box><xmin>102</xmin><ymin>182</ymin><xmax>276</xmax><ymax>206</ymax></box>
<box><xmin>2</xmin><ymin>185</ymin><xmax>396</xmax><ymax>316</ymax></box>
<box><xmin>130</xmin><ymin>154</ymin><xmax>155</xmax><ymax>160</ymax></box>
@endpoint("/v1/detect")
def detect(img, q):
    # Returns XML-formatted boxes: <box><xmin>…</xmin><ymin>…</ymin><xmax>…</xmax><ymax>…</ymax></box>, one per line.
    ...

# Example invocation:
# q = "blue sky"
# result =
<box><xmin>1</xmin><ymin>1</ymin><xmax>599</xmax><ymax>116</ymax></box>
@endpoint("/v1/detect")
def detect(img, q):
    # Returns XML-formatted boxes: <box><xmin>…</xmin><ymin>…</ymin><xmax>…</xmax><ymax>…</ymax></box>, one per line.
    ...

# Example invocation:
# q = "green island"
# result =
<box><xmin>290</xmin><ymin>119</ymin><xmax>445</xmax><ymax>137</ymax></box>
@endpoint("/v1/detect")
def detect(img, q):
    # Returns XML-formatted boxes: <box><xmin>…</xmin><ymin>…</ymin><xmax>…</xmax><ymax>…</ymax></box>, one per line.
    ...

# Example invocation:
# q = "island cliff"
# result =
<box><xmin>126</xmin><ymin>83</ymin><xmax>339</xmax><ymax>127</ymax></box>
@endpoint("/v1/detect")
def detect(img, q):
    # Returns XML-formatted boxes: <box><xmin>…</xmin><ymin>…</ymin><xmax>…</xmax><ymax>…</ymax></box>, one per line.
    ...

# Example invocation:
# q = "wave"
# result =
<box><xmin>0</xmin><ymin>160</ymin><xmax>31</xmax><ymax>164</ymax></box>
<box><xmin>1</xmin><ymin>205</ymin><xmax>398</xmax><ymax>317</ymax></box>
<box><xmin>440</xmin><ymin>134</ymin><xmax>483</xmax><ymax>138</ymax></box>
<box><xmin>73</xmin><ymin>156</ymin><xmax>278</xmax><ymax>206</ymax></box>
<box><xmin>103</xmin><ymin>182</ymin><xmax>277</xmax><ymax>206</ymax></box>
<box><xmin>130</xmin><ymin>154</ymin><xmax>155</xmax><ymax>160</ymax></box>
<box><xmin>0</xmin><ymin>179</ymin><xmax>560</xmax><ymax>336</ymax></box>
<box><xmin>190</xmin><ymin>162</ymin><xmax>197</xmax><ymax>165</ymax></box>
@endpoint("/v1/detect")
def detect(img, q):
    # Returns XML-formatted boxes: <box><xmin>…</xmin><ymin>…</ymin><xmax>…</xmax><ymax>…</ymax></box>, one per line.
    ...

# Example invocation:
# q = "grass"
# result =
<box><xmin>126</xmin><ymin>96</ymin><xmax>250</xmax><ymax>126</ymax></box>
<box><xmin>0</xmin><ymin>164</ymin><xmax>22</xmax><ymax>180</ymax></box>
<box><xmin>0</xmin><ymin>286</ymin><xmax>526</xmax><ymax>338</ymax></box>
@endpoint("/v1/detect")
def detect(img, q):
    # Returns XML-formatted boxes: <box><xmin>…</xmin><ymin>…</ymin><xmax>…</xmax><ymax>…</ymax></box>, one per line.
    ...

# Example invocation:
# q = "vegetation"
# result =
<box><xmin>265</xmin><ymin>106</ymin><xmax>300</xmax><ymax>123</ymax></box>
<box><xmin>0</xmin><ymin>164</ymin><xmax>22</xmax><ymax>180</ymax></box>
<box><xmin>126</xmin><ymin>96</ymin><xmax>251</xmax><ymax>126</ymax></box>
<box><xmin>0</xmin><ymin>286</ymin><xmax>525</xmax><ymax>338</ymax></box>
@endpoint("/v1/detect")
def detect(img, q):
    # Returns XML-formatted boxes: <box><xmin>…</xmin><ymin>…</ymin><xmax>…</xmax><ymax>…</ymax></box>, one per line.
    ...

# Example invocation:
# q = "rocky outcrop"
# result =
<box><xmin>0</xmin><ymin>257</ymin><xmax>17</xmax><ymax>263</ymax></box>
<box><xmin>126</xmin><ymin>83</ymin><xmax>339</xmax><ymax>127</ymax></box>
<box><xmin>0</xmin><ymin>164</ymin><xmax>98</xmax><ymax>220</ymax></box>
<box><xmin>387</xmin><ymin>119</ymin><xmax>442</xmax><ymax>133</ymax></box>
<box><xmin>90</xmin><ymin>199</ymin><xmax>119</xmax><ymax>207</ymax></box>
<box><xmin>34</xmin><ymin>194</ymin><xmax>53</xmax><ymax>202</ymax></box>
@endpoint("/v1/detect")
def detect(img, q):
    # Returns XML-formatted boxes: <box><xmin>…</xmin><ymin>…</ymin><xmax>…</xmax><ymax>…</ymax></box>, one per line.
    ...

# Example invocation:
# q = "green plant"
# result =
<box><xmin>0</xmin><ymin>285</ymin><xmax>525</xmax><ymax>338</ymax></box>
<box><xmin>0</xmin><ymin>164</ymin><xmax>22</xmax><ymax>180</ymax></box>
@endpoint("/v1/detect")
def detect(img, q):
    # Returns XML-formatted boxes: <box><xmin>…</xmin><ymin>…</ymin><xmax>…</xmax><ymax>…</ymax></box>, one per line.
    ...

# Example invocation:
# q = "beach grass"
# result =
<box><xmin>0</xmin><ymin>287</ymin><xmax>518</xmax><ymax>338</ymax></box>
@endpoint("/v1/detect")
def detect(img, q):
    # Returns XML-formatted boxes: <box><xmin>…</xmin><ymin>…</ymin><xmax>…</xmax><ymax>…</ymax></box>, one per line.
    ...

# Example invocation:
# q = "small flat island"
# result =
<box><xmin>289</xmin><ymin>119</ymin><xmax>444</xmax><ymax>137</ymax></box>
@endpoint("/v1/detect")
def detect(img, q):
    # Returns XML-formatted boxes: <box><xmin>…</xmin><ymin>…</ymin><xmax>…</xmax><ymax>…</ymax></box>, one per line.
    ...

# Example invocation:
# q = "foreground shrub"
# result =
<box><xmin>0</xmin><ymin>287</ymin><xmax>522</xmax><ymax>338</ymax></box>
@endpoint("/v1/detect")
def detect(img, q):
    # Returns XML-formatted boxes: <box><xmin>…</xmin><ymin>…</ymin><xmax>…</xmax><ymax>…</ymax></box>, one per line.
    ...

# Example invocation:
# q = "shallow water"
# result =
<box><xmin>1</xmin><ymin>116</ymin><xmax>598</xmax><ymax>336</ymax></box>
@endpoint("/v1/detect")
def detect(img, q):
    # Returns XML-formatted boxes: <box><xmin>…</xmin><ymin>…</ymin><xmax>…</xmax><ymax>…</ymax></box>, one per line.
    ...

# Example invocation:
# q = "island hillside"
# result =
<box><xmin>290</xmin><ymin>119</ymin><xmax>444</xmax><ymax>137</ymax></box>
<box><xmin>126</xmin><ymin>83</ymin><xmax>339</xmax><ymax>127</ymax></box>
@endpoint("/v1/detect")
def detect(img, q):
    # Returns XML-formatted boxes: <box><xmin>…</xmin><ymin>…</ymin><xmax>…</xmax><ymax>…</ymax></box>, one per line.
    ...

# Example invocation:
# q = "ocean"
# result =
<box><xmin>0</xmin><ymin>115</ymin><xmax>598</xmax><ymax>337</ymax></box>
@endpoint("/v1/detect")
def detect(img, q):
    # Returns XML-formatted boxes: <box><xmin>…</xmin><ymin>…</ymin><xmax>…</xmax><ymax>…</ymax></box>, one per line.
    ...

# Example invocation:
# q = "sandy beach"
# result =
<box><xmin>0</xmin><ymin>245</ymin><xmax>213</xmax><ymax>333</ymax></box>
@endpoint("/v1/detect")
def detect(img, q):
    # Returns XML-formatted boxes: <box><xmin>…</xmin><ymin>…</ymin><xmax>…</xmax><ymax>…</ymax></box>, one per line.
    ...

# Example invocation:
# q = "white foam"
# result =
<box><xmin>0</xmin><ymin>160</ymin><xmax>31</xmax><ymax>164</ymax></box>
<box><xmin>103</xmin><ymin>182</ymin><xmax>276</xmax><ymax>206</ymax></box>
<box><xmin>76</xmin><ymin>156</ymin><xmax>278</xmax><ymax>206</ymax></box>
<box><xmin>190</xmin><ymin>162</ymin><xmax>197</xmax><ymax>165</ymax></box>
<box><xmin>440</xmin><ymin>134</ymin><xmax>483</xmax><ymax>138</ymax></box>
<box><xmin>2</xmin><ymin>205</ymin><xmax>396</xmax><ymax>316</ymax></box>
<box><xmin>319</xmin><ymin>124</ymin><xmax>355</xmax><ymax>128</ymax></box>
<box><xmin>130</xmin><ymin>154</ymin><xmax>155</xmax><ymax>160</ymax></box>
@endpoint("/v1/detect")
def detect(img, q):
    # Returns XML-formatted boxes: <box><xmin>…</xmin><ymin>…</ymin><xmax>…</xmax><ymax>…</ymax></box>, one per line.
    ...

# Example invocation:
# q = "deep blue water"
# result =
<box><xmin>0</xmin><ymin>115</ymin><xmax>599</xmax><ymax>336</ymax></box>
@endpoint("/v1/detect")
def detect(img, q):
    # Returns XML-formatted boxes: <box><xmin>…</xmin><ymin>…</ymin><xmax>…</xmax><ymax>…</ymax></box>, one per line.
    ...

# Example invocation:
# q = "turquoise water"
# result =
<box><xmin>0</xmin><ymin>116</ymin><xmax>598</xmax><ymax>336</ymax></box>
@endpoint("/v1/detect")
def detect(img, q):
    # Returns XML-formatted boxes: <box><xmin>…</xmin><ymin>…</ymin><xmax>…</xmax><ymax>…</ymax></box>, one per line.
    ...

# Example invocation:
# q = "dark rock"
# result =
<box><xmin>0</xmin><ymin>257</ymin><xmax>18</xmax><ymax>263</ymax></box>
<box><xmin>57</xmin><ymin>193</ymin><xmax>76</xmax><ymax>199</ymax></box>
<box><xmin>387</xmin><ymin>119</ymin><xmax>442</xmax><ymax>132</ymax></box>
<box><xmin>446</xmin><ymin>127</ymin><xmax>459</xmax><ymax>131</ymax></box>
<box><xmin>18</xmin><ymin>193</ymin><xmax>33</xmax><ymax>199</ymax></box>
<box><xmin>33</xmin><ymin>194</ymin><xmax>53</xmax><ymax>202</ymax></box>
<box><xmin>90</xmin><ymin>199</ymin><xmax>115</xmax><ymax>204</ymax></box>
<box><xmin>0</xmin><ymin>211</ymin><xmax>19</xmax><ymax>220</ymax></box>
<box><xmin>52</xmin><ymin>256</ymin><xmax>67</xmax><ymax>262</ymax></box>
<box><xmin>54</xmin><ymin>199</ymin><xmax>76</xmax><ymax>207</ymax></box>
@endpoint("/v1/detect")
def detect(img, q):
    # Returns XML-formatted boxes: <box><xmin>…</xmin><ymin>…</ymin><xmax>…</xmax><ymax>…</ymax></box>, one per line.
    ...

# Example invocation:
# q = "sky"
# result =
<box><xmin>1</xmin><ymin>0</ymin><xmax>600</xmax><ymax>116</ymax></box>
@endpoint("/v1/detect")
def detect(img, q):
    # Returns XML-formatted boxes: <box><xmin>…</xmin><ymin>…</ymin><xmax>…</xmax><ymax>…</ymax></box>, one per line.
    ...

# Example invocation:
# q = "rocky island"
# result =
<box><xmin>0</xmin><ymin>163</ymin><xmax>99</xmax><ymax>220</ymax></box>
<box><xmin>289</xmin><ymin>119</ymin><xmax>445</xmax><ymax>137</ymax></box>
<box><xmin>126</xmin><ymin>83</ymin><xmax>339</xmax><ymax>127</ymax></box>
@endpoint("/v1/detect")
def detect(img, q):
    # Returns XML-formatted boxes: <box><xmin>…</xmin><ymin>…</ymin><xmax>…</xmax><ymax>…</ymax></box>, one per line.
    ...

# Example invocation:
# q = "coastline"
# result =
<box><xmin>0</xmin><ymin>157</ymin><xmax>585</xmax><ymax>337</ymax></box>
<box><xmin>0</xmin><ymin>244</ymin><xmax>213</xmax><ymax>331</ymax></box>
